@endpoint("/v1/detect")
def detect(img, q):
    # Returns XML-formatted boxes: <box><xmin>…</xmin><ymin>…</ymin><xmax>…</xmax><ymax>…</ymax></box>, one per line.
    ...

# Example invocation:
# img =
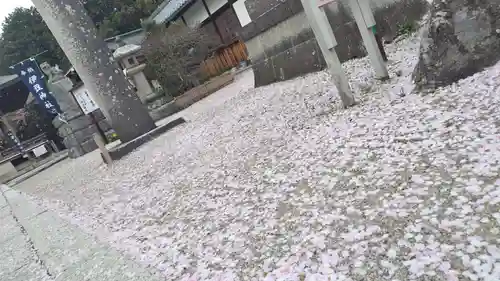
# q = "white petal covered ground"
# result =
<box><xmin>16</xmin><ymin>34</ymin><xmax>500</xmax><ymax>281</ymax></box>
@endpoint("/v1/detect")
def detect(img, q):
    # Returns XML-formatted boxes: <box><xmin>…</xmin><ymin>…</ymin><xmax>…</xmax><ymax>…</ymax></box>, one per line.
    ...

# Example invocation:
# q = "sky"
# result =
<box><xmin>0</xmin><ymin>0</ymin><xmax>33</xmax><ymax>26</ymax></box>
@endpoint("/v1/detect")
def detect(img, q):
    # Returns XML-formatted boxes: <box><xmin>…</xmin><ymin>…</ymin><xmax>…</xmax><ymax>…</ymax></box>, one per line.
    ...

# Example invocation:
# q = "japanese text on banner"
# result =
<box><xmin>10</xmin><ymin>58</ymin><xmax>62</xmax><ymax>118</ymax></box>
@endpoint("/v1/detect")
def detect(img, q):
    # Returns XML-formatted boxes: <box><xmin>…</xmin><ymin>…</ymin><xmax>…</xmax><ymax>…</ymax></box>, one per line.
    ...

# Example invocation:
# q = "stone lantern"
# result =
<box><xmin>112</xmin><ymin>44</ymin><xmax>153</xmax><ymax>103</ymax></box>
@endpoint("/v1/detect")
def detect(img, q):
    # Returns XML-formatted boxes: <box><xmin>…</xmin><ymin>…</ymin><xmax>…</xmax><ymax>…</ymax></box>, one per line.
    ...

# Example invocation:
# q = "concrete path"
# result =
<box><xmin>0</xmin><ymin>185</ymin><xmax>165</xmax><ymax>281</ymax></box>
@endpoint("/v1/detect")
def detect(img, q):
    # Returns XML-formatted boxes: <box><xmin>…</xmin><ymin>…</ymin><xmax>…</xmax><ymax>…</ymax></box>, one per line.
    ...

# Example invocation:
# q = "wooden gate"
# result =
<box><xmin>200</xmin><ymin>40</ymin><xmax>249</xmax><ymax>78</ymax></box>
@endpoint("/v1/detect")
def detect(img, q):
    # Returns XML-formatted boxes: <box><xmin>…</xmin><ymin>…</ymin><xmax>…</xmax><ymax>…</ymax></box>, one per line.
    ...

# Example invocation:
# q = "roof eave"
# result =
<box><xmin>150</xmin><ymin>0</ymin><xmax>197</xmax><ymax>24</ymax></box>
<box><xmin>0</xmin><ymin>76</ymin><xmax>21</xmax><ymax>91</ymax></box>
<box><xmin>148</xmin><ymin>0</ymin><xmax>171</xmax><ymax>23</ymax></box>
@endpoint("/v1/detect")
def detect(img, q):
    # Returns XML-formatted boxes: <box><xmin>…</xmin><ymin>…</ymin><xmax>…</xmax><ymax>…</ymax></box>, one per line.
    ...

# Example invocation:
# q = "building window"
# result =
<box><xmin>232</xmin><ymin>0</ymin><xmax>251</xmax><ymax>27</ymax></box>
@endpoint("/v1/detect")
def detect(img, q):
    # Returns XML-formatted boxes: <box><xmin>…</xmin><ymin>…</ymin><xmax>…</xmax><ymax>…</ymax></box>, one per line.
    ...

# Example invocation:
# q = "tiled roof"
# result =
<box><xmin>149</xmin><ymin>0</ymin><xmax>195</xmax><ymax>24</ymax></box>
<box><xmin>113</xmin><ymin>44</ymin><xmax>142</xmax><ymax>59</ymax></box>
<box><xmin>0</xmin><ymin>75</ymin><xmax>18</xmax><ymax>86</ymax></box>
<box><xmin>0</xmin><ymin>75</ymin><xmax>20</xmax><ymax>90</ymax></box>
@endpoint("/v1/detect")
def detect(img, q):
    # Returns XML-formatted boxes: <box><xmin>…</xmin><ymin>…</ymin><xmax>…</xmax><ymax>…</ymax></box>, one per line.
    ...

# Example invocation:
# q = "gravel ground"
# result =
<box><xmin>15</xmin><ymin>34</ymin><xmax>500</xmax><ymax>281</ymax></box>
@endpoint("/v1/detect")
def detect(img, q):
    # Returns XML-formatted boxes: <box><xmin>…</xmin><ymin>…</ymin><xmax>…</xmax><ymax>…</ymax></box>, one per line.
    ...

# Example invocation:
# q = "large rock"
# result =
<box><xmin>413</xmin><ymin>0</ymin><xmax>500</xmax><ymax>90</ymax></box>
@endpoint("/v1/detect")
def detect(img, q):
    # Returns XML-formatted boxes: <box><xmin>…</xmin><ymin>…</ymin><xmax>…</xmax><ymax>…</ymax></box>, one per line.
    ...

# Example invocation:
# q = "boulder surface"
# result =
<box><xmin>413</xmin><ymin>0</ymin><xmax>500</xmax><ymax>90</ymax></box>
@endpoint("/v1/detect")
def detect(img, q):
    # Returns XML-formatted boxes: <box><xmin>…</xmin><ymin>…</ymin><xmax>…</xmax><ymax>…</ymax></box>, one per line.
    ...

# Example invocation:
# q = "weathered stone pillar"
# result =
<box><xmin>31</xmin><ymin>0</ymin><xmax>156</xmax><ymax>142</ymax></box>
<box><xmin>40</xmin><ymin>63</ymin><xmax>112</xmax><ymax>158</ymax></box>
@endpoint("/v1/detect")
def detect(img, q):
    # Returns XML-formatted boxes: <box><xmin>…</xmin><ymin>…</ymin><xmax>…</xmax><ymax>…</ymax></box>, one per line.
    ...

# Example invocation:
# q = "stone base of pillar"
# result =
<box><xmin>53</xmin><ymin>111</ymin><xmax>113</xmax><ymax>158</ymax></box>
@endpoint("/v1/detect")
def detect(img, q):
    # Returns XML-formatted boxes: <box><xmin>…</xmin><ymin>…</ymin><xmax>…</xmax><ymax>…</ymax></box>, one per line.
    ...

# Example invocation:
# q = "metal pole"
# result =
<box><xmin>31</xmin><ymin>0</ymin><xmax>157</xmax><ymax>143</ymax></box>
<box><xmin>301</xmin><ymin>0</ymin><xmax>356</xmax><ymax>108</ymax></box>
<box><xmin>9</xmin><ymin>50</ymin><xmax>49</xmax><ymax>69</ymax></box>
<box><xmin>349</xmin><ymin>0</ymin><xmax>389</xmax><ymax>80</ymax></box>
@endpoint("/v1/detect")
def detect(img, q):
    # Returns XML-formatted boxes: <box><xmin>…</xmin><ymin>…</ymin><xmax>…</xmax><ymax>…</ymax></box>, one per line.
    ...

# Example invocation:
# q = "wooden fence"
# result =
<box><xmin>200</xmin><ymin>40</ymin><xmax>249</xmax><ymax>78</ymax></box>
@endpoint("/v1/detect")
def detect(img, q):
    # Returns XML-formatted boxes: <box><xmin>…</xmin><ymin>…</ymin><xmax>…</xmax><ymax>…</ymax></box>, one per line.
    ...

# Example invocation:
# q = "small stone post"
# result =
<box><xmin>31</xmin><ymin>0</ymin><xmax>156</xmax><ymax>142</ymax></box>
<box><xmin>94</xmin><ymin>133</ymin><xmax>112</xmax><ymax>165</ymax></box>
<box><xmin>301</xmin><ymin>0</ymin><xmax>356</xmax><ymax>108</ymax></box>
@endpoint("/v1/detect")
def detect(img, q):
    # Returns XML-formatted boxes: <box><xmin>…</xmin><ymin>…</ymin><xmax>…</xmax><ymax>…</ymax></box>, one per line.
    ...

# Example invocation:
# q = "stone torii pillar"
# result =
<box><xmin>348</xmin><ymin>0</ymin><xmax>389</xmax><ymax>80</ymax></box>
<box><xmin>31</xmin><ymin>0</ymin><xmax>156</xmax><ymax>142</ymax></box>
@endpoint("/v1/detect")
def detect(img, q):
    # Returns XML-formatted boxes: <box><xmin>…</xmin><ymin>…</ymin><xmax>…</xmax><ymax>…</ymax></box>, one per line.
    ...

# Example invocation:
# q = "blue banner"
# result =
<box><xmin>10</xmin><ymin>58</ymin><xmax>62</xmax><ymax>118</ymax></box>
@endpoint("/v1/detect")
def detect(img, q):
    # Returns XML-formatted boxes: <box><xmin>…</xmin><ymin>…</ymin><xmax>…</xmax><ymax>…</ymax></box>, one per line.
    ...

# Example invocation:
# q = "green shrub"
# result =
<box><xmin>397</xmin><ymin>22</ymin><xmax>417</xmax><ymax>36</ymax></box>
